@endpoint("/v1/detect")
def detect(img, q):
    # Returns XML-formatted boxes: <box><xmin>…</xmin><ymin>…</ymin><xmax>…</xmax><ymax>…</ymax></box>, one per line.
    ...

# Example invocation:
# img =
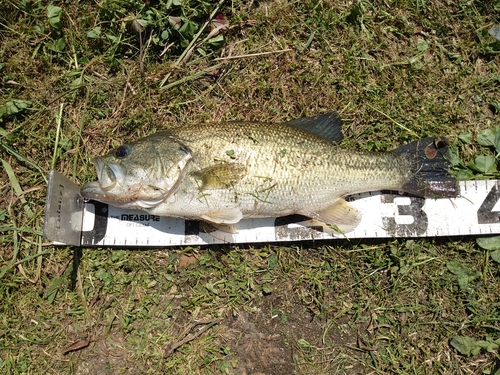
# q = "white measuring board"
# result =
<box><xmin>44</xmin><ymin>171</ymin><xmax>500</xmax><ymax>247</ymax></box>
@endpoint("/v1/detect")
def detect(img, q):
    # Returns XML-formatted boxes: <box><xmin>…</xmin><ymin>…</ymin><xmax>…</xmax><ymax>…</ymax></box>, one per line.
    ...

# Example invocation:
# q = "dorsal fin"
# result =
<box><xmin>285</xmin><ymin>112</ymin><xmax>344</xmax><ymax>143</ymax></box>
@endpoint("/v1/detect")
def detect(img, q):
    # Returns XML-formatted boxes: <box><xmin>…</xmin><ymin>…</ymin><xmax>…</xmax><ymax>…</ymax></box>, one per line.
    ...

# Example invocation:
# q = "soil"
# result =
<box><xmin>74</xmin><ymin>292</ymin><xmax>366</xmax><ymax>375</ymax></box>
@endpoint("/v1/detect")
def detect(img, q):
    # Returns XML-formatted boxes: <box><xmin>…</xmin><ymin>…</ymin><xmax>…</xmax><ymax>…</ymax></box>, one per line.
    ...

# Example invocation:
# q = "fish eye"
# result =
<box><xmin>115</xmin><ymin>145</ymin><xmax>130</xmax><ymax>158</ymax></box>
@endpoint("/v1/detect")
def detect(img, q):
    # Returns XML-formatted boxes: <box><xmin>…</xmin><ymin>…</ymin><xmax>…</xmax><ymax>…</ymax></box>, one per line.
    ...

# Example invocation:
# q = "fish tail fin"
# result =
<box><xmin>394</xmin><ymin>137</ymin><xmax>459</xmax><ymax>198</ymax></box>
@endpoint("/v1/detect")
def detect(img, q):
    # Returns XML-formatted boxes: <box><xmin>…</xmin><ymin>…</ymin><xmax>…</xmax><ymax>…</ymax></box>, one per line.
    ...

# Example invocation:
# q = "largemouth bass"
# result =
<box><xmin>81</xmin><ymin>112</ymin><xmax>459</xmax><ymax>232</ymax></box>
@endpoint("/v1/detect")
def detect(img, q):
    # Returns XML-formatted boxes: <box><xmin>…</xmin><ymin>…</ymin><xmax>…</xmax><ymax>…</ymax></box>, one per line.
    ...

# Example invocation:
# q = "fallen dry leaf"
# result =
<box><xmin>62</xmin><ymin>339</ymin><xmax>93</xmax><ymax>355</ymax></box>
<box><xmin>178</xmin><ymin>254</ymin><xmax>199</xmax><ymax>268</ymax></box>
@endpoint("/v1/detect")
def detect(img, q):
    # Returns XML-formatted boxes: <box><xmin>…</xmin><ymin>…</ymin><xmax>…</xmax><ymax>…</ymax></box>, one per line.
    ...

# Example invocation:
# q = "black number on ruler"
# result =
<box><xmin>81</xmin><ymin>200</ymin><xmax>109</xmax><ymax>245</ymax></box>
<box><xmin>477</xmin><ymin>181</ymin><xmax>500</xmax><ymax>224</ymax></box>
<box><xmin>381</xmin><ymin>194</ymin><xmax>428</xmax><ymax>236</ymax></box>
<box><xmin>274</xmin><ymin>214</ymin><xmax>323</xmax><ymax>241</ymax></box>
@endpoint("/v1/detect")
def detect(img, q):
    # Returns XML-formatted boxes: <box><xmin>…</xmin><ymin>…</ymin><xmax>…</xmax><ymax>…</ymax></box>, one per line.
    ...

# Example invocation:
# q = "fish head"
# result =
<box><xmin>80</xmin><ymin>133</ymin><xmax>192</xmax><ymax>209</ymax></box>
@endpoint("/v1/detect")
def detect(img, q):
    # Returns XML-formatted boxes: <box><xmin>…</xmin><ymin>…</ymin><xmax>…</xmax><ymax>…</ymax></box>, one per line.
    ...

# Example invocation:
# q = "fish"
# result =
<box><xmin>80</xmin><ymin>112</ymin><xmax>459</xmax><ymax>233</ymax></box>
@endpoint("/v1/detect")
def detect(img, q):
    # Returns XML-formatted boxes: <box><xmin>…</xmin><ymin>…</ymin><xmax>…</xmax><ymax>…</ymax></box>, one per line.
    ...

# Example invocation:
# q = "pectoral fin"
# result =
<box><xmin>200</xmin><ymin>207</ymin><xmax>243</xmax><ymax>224</ymax></box>
<box><xmin>193</xmin><ymin>163</ymin><xmax>246</xmax><ymax>190</ymax></box>
<box><xmin>307</xmin><ymin>199</ymin><xmax>362</xmax><ymax>233</ymax></box>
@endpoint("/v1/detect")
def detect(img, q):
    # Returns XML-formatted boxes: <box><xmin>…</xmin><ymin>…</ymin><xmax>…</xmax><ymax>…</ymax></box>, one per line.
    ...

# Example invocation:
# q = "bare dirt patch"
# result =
<box><xmin>75</xmin><ymin>334</ymin><xmax>141</xmax><ymax>375</ymax></box>
<box><xmin>218</xmin><ymin>293</ymin><xmax>366</xmax><ymax>375</ymax></box>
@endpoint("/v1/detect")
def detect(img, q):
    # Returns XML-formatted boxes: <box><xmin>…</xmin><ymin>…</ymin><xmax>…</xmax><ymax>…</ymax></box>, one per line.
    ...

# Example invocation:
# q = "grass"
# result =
<box><xmin>1</xmin><ymin>0</ymin><xmax>500</xmax><ymax>373</ymax></box>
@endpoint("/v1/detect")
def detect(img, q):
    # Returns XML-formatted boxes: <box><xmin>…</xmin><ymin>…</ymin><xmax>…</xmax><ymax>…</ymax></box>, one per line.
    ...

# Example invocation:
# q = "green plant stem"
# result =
<box><xmin>366</xmin><ymin>103</ymin><xmax>419</xmax><ymax>138</ymax></box>
<box><xmin>160</xmin><ymin>63</ymin><xmax>223</xmax><ymax>91</ymax></box>
<box><xmin>51</xmin><ymin>103</ymin><xmax>64</xmax><ymax>170</ymax></box>
<box><xmin>159</xmin><ymin>0</ymin><xmax>226</xmax><ymax>87</ymax></box>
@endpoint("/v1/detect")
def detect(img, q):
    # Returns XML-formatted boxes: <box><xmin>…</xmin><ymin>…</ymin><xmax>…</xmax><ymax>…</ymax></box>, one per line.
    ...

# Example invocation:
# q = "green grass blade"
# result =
<box><xmin>1</xmin><ymin>158</ymin><xmax>34</xmax><ymax>217</ymax></box>
<box><xmin>0</xmin><ymin>141</ymin><xmax>47</xmax><ymax>183</ymax></box>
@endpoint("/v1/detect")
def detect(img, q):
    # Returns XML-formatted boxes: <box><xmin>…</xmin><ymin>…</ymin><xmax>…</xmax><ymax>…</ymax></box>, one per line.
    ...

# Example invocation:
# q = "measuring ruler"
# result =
<box><xmin>43</xmin><ymin>170</ymin><xmax>500</xmax><ymax>247</ymax></box>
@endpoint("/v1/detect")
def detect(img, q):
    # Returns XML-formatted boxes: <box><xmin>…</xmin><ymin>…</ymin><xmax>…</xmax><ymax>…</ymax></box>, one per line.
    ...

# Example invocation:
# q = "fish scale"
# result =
<box><xmin>177</xmin><ymin>121</ymin><xmax>405</xmax><ymax>191</ymax></box>
<box><xmin>171</xmin><ymin>124</ymin><xmax>393</xmax><ymax>211</ymax></box>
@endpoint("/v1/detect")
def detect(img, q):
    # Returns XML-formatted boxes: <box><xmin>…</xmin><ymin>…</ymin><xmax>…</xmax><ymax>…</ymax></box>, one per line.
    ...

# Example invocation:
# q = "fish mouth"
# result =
<box><xmin>80</xmin><ymin>180</ymin><xmax>102</xmax><ymax>200</ymax></box>
<box><xmin>80</xmin><ymin>157</ymin><xmax>127</xmax><ymax>199</ymax></box>
<box><xmin>94</xmin><ymin>157</ymin><xmax>127</xmax><ymax>191</ymax></box>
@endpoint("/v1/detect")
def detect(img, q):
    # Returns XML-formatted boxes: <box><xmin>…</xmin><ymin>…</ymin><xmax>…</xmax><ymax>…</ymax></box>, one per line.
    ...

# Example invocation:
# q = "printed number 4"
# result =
<box><xmin>477</xmin><ymin>182</ymin><xmax>500</xmax><ymax>224</ymax></box>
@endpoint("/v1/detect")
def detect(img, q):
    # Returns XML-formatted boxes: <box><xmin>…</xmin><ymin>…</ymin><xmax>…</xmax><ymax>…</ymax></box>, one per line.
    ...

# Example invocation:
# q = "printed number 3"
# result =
<box><xmin>381</xmin><ymin>194</ymin><xmax>428</xmax><ymax>236</ymax></box>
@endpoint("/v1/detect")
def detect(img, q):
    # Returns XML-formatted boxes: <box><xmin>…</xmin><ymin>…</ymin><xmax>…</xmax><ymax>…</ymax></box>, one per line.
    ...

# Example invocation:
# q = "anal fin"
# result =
<box><xmin>200</xmin><ymin>221</ymin><xmax>239</xmax><ymax>234</ymax></box>
<box><xmin>306</xmin><ymin>199</ymin><xmax>362</xmax><ymax>233</ymax></box>
<box><xmin>200</xmin><ymin>207</ymin><xmax>243</xmax><ymax>224</ymax></box>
